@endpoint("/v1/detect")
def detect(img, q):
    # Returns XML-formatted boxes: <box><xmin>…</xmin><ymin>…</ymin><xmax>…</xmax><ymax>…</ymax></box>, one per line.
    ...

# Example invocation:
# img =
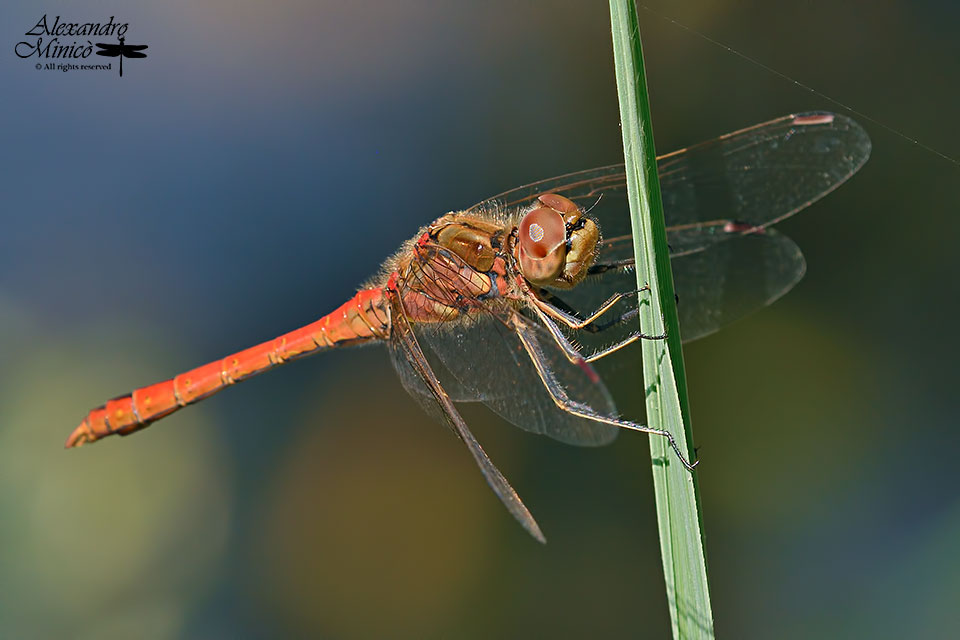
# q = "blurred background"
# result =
<box><xmin>2</xmin><ymin>0</ymin><xmax>958</xmax><ymax>638</ymax></box>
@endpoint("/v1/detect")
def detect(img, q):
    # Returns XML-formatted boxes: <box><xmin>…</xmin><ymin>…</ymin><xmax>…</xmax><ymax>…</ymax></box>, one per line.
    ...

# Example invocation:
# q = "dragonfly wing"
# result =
<box><xmin>489</xmin><ymin>311</ymin><xmax>621</xmax><ymax>445</ymax></box>
<box><xmin>466</xmin><ymin>112</ymin><xmax>870</xmax><ymax>243</ymax></box>
<box><xmin>656</xmin><ymin>112</ymin><xmax>871</xmax><ymax>234</ymax></box>
<box><xmin>467</xmin><ymin>112</ymin><xmax>868</xmax><ymax>260</ymax></box>
<box><xmin>672</xmin><ymin>227</ymin><xmax>805</xmax><ymax>342</ymax></box>
<box><xmin>411</xmin><ymin>306</ymin><xmax>620</xmax><ymax>447</ymax></box>
<box><xmin>388</xmin><ymin>323</ymin><xmax>481</xmax><ymax>417</ymax></box>
<box><xmin>123</xmin><ymin>51</ymin><xmax>148</xmax><ymax>58</ymax></box>
<box><xmin>386</xmin><ymin>295</ymin><xmax>545</xmax><ymax>543</ymax></box>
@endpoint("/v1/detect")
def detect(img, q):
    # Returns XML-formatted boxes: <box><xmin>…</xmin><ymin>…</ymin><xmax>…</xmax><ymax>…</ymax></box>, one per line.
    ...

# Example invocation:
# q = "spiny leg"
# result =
<box><xmin>528</xmin><ymin>296</ymin><xmax>665</xmax><ymax>367</ymax></box>
<box><xmin>525</xmin><ymin>302</ymin><xmax>645</xmax><ymax>369</ymax></box>
<box><xmin>581</xmin><ymin>332</ymin><xmax>652</xmax><ymax>363</ymax></box>
<box><xmin>511</xmin><ymin>315</ymin><xmax>697</xmax><ymax>471</ymax></box>
<box><xmin>534</xmin><ymin>290</ymin><xmax>630</xmax><ymax>330</ymax></box>
<box><xmin>586</xmin><ymin>258</ymin><xmax>634</xmax><ymax>276</ymax></box>
<box><xmin>537</xmin><ymin>286</ymin><xmax>675</xmax><ymax>336</ymax></box>
<box><xmin>534</xmin><ymin>285</ymin><xmax>652</xmax><ymax>332</ymax></box>
<box><xmin>586</xmin><ymin>244</ymin><xmax>676</xmax><ymax>276</ymax></box>
<box><xmin>537</xmin><ymin>288</ymin><xmax>644</xmax><ymax>334</ymax></box>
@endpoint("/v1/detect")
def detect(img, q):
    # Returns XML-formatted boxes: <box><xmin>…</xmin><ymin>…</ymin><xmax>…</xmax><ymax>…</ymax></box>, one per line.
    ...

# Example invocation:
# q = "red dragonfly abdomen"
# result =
<box><xmin>66</xmin><ymin>287</ymin><xmax>390</xmax><ymax>447</ymax></box>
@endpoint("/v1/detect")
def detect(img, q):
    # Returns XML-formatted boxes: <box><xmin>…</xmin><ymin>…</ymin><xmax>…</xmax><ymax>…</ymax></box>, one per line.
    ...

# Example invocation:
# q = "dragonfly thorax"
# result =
<box><xmin>433</xmin><ymin>216</ymin><xmax>503</xmax><ymax>273</ymax></box>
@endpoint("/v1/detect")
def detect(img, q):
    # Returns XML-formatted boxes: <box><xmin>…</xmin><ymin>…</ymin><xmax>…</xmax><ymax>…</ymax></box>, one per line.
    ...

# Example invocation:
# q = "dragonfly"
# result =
<box><xmin>66</xmin><ymin>112</ymin><xmax>871</xmax><ymax>542</ymax></box>
<box><xmin>95</xmin><ymin>36</ymin><xmax>148</xmax><ymax>77</ymax></box>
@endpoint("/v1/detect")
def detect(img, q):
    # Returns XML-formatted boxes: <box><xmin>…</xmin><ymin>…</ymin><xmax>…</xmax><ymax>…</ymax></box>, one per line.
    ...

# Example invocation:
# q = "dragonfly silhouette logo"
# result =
<box><xmin>15</xmin><ymin>15</ymin><xmax>148</xmax><ymax>77</ymax></box>
<box><xmin>95</xmin><ymin>36</ymin><xmax>148</xmax><ymax>77</ymax></box>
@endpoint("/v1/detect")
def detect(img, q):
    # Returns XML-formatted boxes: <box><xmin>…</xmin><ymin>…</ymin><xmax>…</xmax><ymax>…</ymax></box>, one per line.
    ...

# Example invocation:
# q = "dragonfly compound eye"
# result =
<box><xmin>536</xmin><ymin>193</ymin><xmax>580</xmax><ymax>220</ymax></box>
<box><xmin>518</xmin><ymin>205</ymin><xmax>566</xmax><ymax>284</ymax></box>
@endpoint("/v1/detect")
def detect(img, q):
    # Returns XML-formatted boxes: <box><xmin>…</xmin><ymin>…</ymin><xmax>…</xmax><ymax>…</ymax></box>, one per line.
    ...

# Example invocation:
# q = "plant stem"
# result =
<box><xmin>608</xmin><ymin>2</ymin><xmax>715</xmax><ymax>637</ymax></box>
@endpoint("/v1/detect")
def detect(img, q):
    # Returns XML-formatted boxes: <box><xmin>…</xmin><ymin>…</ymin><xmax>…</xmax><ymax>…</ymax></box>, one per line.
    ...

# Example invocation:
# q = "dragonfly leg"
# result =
<box><xmin>520</xmin><ymin>278</ymin><xmax>665</xmax><ymax>365</ymax></box>
<box><xmin>586</xmin><ymin>258</ymin><xmax>634</xmax><ymax>276</ymax></box>
<box><xmin>534</xmin><ymin>285</ymin><xmax>653</xmax><ymax>331</ymax></box>
<box><xmin>537</xmin><ymin>288</ymin><xmax>651</xmax><ymax>334</ymax></box>
<box><xmin>529</xmin><ymin>303</ymin><xmax>663</xmax><ymax>367</ymax></box>
<box><xmin>527</xmin><ymin>294</ymin><xmax>665</xmax><ymax>366</ymax></box>
<box><xmin>511</xmin><ymin>315</ymin><xmax>698</xmax><ymax>471</ymax></box>
<box><xmin>534</xmin><ymin>291</ymin><xmax>630</xmax><ymax>329</ymax></box>
<box><xmin>581</xmin><ymin>332</ymin><xmax>648</xmax><ymax>363</ymax></box>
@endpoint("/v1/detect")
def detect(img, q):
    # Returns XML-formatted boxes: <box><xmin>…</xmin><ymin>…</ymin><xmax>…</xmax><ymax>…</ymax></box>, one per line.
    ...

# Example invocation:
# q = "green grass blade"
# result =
<box><xmin>608</xmin><ymin>2</ymin><xmax>715</xmax><ymax>637</ymax></box>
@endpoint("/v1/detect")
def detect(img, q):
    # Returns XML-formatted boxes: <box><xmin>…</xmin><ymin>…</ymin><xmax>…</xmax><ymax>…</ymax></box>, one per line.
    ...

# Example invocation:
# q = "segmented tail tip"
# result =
<box><xmin>64</xmin><ymin>421</ymin><xmax>94</xmax><ymax>448</ymax></box>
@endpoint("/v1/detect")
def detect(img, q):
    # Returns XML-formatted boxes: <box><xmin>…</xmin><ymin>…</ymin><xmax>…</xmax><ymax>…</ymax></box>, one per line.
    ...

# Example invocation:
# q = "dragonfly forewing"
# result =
<box><xmin>469</xmin><ymin>112</ymin><xmax>870</xmax><ymax>240</ymax></box>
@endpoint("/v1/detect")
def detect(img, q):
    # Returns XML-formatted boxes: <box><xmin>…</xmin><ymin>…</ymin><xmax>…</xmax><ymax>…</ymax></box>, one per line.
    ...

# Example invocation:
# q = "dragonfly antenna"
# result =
<box><xmin>583</xmin><ymin>193</ymin><xmax>604</xmax><ymax>216</ymax></box>
<box><xmin>638</xmin><ymin>4</ymin><xmax>960</xmax><ymax>169</ymax></box>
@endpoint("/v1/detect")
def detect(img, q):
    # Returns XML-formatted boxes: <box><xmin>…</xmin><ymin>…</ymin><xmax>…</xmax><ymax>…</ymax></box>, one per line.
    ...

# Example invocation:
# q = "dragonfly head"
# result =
<box><xmin>516</xmin><ymin>194</ymin><xmax>598</xmax><ymax>289</ymax></box>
